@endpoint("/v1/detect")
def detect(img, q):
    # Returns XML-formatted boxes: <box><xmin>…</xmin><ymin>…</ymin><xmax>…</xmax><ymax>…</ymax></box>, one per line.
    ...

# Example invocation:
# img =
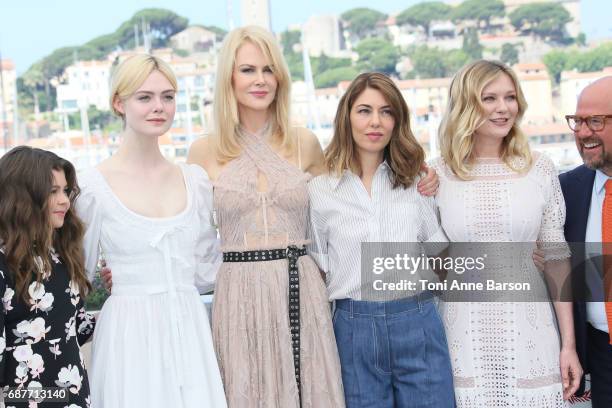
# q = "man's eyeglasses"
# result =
<box><xmin>565</xmin><ymin>115</ymin><xmax>612</xmax><ymax>132</ymax></box>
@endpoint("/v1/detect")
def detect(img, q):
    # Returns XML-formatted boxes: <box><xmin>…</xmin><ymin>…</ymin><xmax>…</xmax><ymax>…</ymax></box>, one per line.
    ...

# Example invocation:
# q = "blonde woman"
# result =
<box><xmin>431</xmin><ymin>60</ymin><xmax>582</xmax><ymax>407</ymax></box>
<box><xmin>186</xmin><ymin>26</ymin><xmax>347</xmax><ymax>408</ymax></box>
<box><xmin>187</xmin><ymin>27</ymin><xmax>437</xmax><ymax>407</ymax></box>
<box><xmin>77</xmin><ymin>55</ymin><xmax>226</xmax><ymax>407</ymax></box>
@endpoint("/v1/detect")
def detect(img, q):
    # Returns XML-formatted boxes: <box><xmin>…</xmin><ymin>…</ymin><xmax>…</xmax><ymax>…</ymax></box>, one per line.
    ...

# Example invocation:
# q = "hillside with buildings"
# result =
<box><xmin>0</xmin><ymin>0</ymin><xmax>610</xmax><ymax>172</ymax></box>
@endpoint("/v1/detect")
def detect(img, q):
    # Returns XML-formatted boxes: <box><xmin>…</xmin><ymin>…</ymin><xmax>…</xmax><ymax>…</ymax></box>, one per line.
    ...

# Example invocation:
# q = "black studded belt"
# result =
<box><xmin>223</xmin><ymin>245</ymin><xmax>307</xmax><ymax>404</ymax></box>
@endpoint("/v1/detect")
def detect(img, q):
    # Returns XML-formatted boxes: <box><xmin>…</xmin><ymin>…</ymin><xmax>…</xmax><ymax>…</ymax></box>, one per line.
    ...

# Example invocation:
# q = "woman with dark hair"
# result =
<box><xmin>308</xmin><ymin>72</ymin><xmax>454</xmax><ymax>407</ymax></box>
<box><xmin>0</xmin><ymin>146</ymin><xmax>95</xmax><ymax>407</ymax></box>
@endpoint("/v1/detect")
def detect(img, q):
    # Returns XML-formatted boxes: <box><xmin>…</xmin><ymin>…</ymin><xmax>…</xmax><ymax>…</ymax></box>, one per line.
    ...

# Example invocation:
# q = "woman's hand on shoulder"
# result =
<box><xmin>417</xmin><ymin>164</ymin><xmax>439</xmax><ymax>197</ymax></box>
<box><xmin>298</xmin><ymin>128</ymin><xmax>326</xmax><ymax>177</ymax></box>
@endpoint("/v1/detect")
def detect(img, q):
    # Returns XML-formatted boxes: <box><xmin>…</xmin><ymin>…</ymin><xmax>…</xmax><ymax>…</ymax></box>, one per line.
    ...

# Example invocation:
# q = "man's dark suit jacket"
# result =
<box><xmin>559</xmin><ymin>164</ymin><xmax>596</xmax><ymax>395</ymax></box>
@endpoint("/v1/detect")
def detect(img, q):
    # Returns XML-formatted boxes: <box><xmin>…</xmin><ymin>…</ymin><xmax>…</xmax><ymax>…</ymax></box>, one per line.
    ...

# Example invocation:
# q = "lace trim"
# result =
<box><xmin>516</xmin><ymin>373</ymin><xmax>562</xmax><ymax>389</ymax></box>
<box><xmin>454</xmin><ymin>376</ymin><xmax>476</xmax><ymax>388</ymax></box>
<box><xmin>454</xmin><ymin>373</ymin><xmax>563</xmax><ymax>389</ymax></box>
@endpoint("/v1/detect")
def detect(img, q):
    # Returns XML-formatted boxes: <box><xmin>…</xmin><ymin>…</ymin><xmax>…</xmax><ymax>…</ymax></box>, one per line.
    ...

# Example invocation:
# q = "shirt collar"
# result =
<box><xmin>594</xmin><ymin>169</ymin><xmax>612</xmax><ymax>196</ymax></box>
<box><xmin>330</xmin><ymin>161</ymin><xmax>391</xmax><ymax>191</ymax></box>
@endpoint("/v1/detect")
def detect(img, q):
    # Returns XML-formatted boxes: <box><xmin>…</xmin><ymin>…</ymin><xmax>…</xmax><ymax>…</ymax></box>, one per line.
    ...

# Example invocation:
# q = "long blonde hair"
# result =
<box><xmin>213</xmin><ymin>26</ymin><xmax>292</xmax><ymax>162</ymax></box>
<box><xmin>438</xmin><ymin>60</ymin><xmax>531</xmax><ymax>179</ymax></box>
<box><xmin>325</xmin><ymin>72</ymin><xmax>424</xmax><ymax>189</ymax></box>
<box><xmin>109</xmin><ymin>54</ymin><xmax>177</xmax><ymax>121</ymax></box>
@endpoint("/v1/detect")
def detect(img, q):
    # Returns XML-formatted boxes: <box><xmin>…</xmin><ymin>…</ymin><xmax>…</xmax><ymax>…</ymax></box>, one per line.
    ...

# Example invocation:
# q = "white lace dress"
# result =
<box><xmin>76</xmin><ymin>163</ymin><xmax>227</xmax><ymax>408</ymax></box>
<box><xmin>431</xmin><ymin>153</ymin><xmax>569</xmax><ymax>408</ymax></box>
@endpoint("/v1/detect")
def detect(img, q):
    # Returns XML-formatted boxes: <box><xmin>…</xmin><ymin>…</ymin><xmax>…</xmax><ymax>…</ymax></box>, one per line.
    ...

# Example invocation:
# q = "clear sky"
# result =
<box><xmin>0</xmin><ymin>0</ymin><xmax>610</xmax><ymax>74</ymax></box>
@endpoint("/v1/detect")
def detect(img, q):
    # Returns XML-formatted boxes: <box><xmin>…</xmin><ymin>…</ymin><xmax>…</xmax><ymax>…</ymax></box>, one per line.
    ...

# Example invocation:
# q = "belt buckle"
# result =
<box><xmin>286</xmin><ymin>245</ymin><xmax>298</xmax><ymax>260</ymax></box>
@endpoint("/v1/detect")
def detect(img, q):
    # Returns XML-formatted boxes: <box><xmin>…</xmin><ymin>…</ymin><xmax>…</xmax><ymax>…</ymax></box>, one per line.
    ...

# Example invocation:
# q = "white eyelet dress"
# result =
<box><xmin>431</xmin><ymin>153</ymin><xmax>570</xmax><ymax>408</ymax></box>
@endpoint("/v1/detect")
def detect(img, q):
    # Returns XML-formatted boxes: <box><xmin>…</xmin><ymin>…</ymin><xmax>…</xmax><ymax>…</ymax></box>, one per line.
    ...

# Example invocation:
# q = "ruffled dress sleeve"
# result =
<box><xmin>186</xmin><ymin>164</ymin><xmax>222</xmax><ymax>294</ymax></box>
<box><xmin>75</xmin><ymin>168</ymin><xmax>104</xmax><ymax>281</ymax></box>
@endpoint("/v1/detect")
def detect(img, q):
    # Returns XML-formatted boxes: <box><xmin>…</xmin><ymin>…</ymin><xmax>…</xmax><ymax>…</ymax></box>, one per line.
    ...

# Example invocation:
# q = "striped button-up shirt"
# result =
<box><xmin>307</xmin><ymin>162</ymin><xmax>447</xmax><ymax>301</ymax></box>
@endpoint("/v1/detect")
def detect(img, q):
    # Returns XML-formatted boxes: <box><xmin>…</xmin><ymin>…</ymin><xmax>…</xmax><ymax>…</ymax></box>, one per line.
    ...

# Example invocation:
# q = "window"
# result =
<box><xmin>62</xmin><ymin>100</ymin><xmax>77</xmax><ymax>109</ymax></box>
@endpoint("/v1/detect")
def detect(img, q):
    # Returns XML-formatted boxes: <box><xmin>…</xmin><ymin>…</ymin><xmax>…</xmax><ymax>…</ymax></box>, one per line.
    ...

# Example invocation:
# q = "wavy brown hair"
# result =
<box><xmin>0</xmin><ymin>146</ymin><xmax>91</xmax><ymax>303</ymax></box>
<box><xmin>324</xmin><ymin>72</ymin><xmax>424</xmax><ymax>189</ymax></box>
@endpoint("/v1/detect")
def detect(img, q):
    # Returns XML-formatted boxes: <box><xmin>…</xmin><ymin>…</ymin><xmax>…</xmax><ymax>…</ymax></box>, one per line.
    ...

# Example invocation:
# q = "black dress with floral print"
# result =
<box><xmin>0</xmin><ymin>248</ymin><xmax>95</xmax><ymax>407</ymax></box>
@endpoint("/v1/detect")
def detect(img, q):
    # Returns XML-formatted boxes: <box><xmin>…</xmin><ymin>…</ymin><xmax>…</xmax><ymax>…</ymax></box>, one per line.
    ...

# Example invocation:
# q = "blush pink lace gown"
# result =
<box><xmin>211</xmin><ymin>127</ymin><xmax>345</xmax><ymax>408</ymax></box>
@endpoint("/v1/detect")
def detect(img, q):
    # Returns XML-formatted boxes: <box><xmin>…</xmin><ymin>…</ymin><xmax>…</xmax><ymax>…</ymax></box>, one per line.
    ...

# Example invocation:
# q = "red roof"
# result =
<box><xmin>0</xmin><ymin>59</ymin><xmax>15</xmax><ymax>70</ymax></box>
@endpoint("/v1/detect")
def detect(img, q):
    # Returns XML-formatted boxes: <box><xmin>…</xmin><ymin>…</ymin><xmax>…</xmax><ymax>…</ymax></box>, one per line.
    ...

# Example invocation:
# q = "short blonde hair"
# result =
<box><xmin>438</xmin><ymin>59</ymin><xmax>531</xmax><ymax>179</ymax></box>
<box><xmin>325</xmin><ymin>72</ymin><xmax>424</xmax><ymax>189</ymax></box>
<box><xmin>213</xmin><ymin>26</ymin><xmax>292</xmax><ymax>162</ymax></box>
<box><xmin>109</xmin><ymin>54</ymin><xmax>178</xmax><ymax>119</ymax></box>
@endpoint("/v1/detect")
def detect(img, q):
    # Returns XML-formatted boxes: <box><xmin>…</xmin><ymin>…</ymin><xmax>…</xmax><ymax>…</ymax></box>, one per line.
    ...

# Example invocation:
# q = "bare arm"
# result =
<box><xmin>543</xmin><ymin>259</ymin><xmax>582</xmax><ymax>400</ymax></box>
<box><xmin>187</xmin><ymin>136</ymin><xmax>221</xmax><ymax>180</ymax></box>
<box><xmin>553</xmin><ymin>299</ymin><xmax>582</xmax><ymax>400</ymax></box>
<box><xmin>298</xmin><ymin>128</ymin><xmax>326</xmax><ymax>177</ymax></box>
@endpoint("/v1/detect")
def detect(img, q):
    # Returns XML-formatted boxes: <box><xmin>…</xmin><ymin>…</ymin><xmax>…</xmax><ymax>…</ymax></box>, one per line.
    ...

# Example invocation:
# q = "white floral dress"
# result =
<box><xmin>0</xmin><ymin>248</ymin><xmax>95</xmax><ymax>407</ymax></box>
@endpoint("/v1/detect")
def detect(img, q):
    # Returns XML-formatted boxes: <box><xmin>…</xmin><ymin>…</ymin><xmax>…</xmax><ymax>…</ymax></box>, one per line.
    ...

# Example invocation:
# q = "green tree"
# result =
<box><xmin>445</xmin><ymin>49</ymin><xmax>471</xmax><ymax>74</ymax></box>
<box><xmin>462</xmin><ymin>28</ymin><xmax>483</xmax><ymax>60</ymax></box>
<box><xmin>87</xmin><ymin>105</ymin><xmax>118</xmax><ymax>130</ymax></box>
<box><xmin>173</xmin><ymin>49</ymin><xmax>190</xmax><ymax>57</ymax></box>
<box><xmin>500</xmin><ymin>43</ymin><xmax>519</xmax><ymax>66</ymax></box>
<box><xmin>542</xmin><ymin>49</ymin><xmax>569</xmax><ymax>83</ymax></box>
<box><xmin>396</xmin><ymin>2</ymin><xmax>452</xmax><ymax>37</ymax></box>
<box><xmin>19</xmin><ymin>63</ymin><xmax>46</xmax><ymax>113</ymax></box>
<box><xmin>410</xmin><ymin>46</ymin><xmax>446</xmax><ymax>78</ymax></box>
<box><xmin>324</xmin><ymin>56</ymin><xmax>352</xmax><ymax>71</ymax></box>
<box><xmin>315</xmin><ymin>66</ymin><xmax>360</xmax><ymax>88</ymax></box>
<box><xmin>68</xmin><ymin>105</ymin><xmax>118</xmax><ymax>131</ymax></box>
<box><xmin>20</xmin><ymin>8</ymin><xmax>189</xmax><ymax>114</ymax></box>
<box><xmin>340</xmin><ymin>8</ymin><xmax>387</xmax><ymax>38</ymax></box>
<box><xmin>114</xmin><ymin>8</ymin><xmax>189</xmax><ymax>49</ymax></box>
<box><xmin>355</xmin><ymin>38</ymin><xmax>399</xmax><ymax>74</ymax></box>
<box><xmin>281</xmin><ymin>30</ymin><xmax>301</xmax><ymax>54</ymax></box>
<box><xmin>451</xmin><ymin>0</ymin><xmax>504</xmax><ymax>29</ymax></box>
<box><xmin>316</xmin><ymin>54</ymin><xmax>331</xmax><ymax>73</ymax></box>
<box><xmin>285</xmin><ymin>52</ymin><xmax>304</xmax><ymax>80</ymax></box>
<box><xmin>201</xmin><ymin>25</ymin><xmax>227</xmax><ymax>41</ymax></box>
<box><xmin>568</xmin><ymin>43</ymin><xmax>612</xmax><ymax>73</ymax></box>
<box><xmin>83</xmin><ymin>33</ymin><xmax>121</xmax><ymax>58</ymax></box>
<box><xmin>409</xmin><ymin>45</ymin><xmax>469</xmax><ymax>79</ymax></box>
<box><xmin>21</xmin><ymin>47</ymin><xmax>82</xmax><ymax>111</ymax></box>
<box><xmin>85</xmin><ymin>273</ymin><xmax>109</xmax><ymax>311</ymax></box>
<box><xmin>575</xmin><ymin>33</ymin><xmax>586</xmax><ymax>47</ymax></box>
<box><xmin>509</xmin><ymin>3</ymin><xmax>571</xmax><ymax>42</ymax></box>
<box><xmin>67</xmin><ymin>111</ymin><xmax>81</xmax><ymax>129</ymax></box>
<box><xmin>311</xmin><ymin>54</ymin><xmax>351</xmax><ymax>73</ymax></box>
